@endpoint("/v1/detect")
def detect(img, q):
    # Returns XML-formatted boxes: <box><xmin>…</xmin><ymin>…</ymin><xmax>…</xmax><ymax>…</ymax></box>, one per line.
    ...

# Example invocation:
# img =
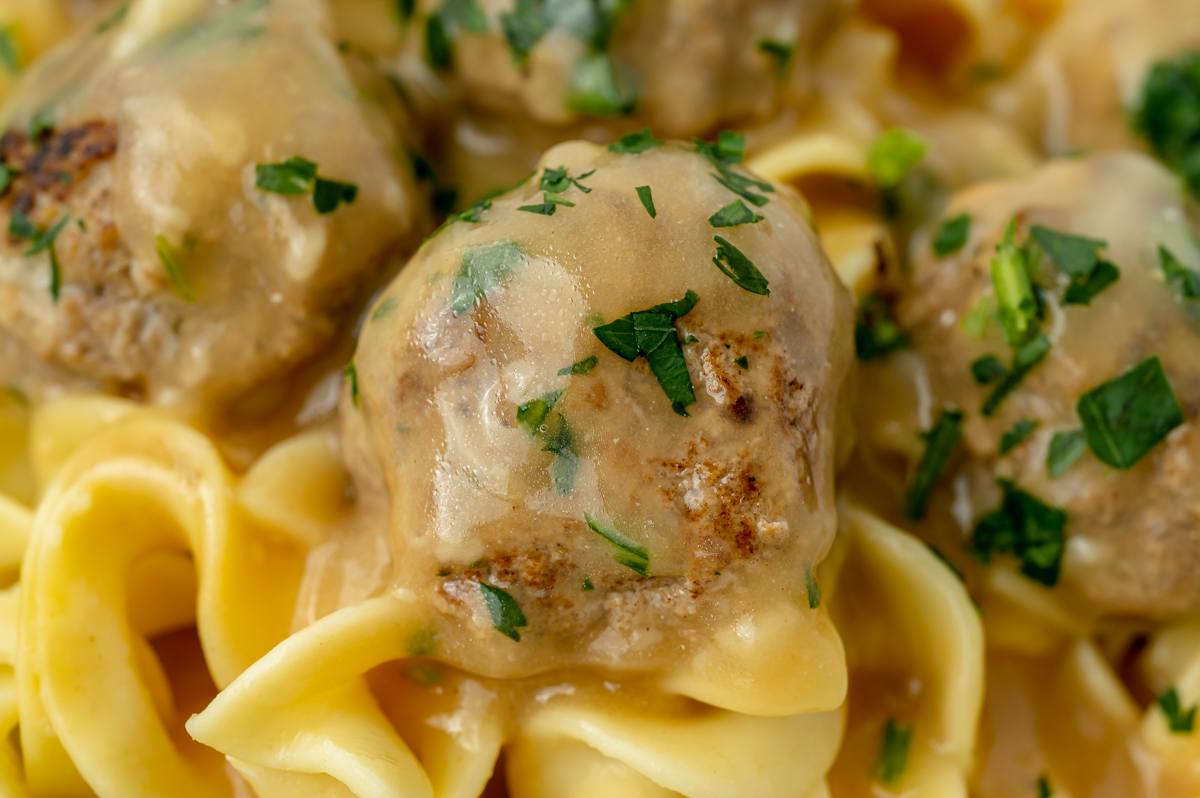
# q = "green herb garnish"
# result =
<box><xmin>479</xmin><ymin>583</ymin><xmax>527</xmax><ymax>642</ymax></box>
<box><xmin>805</xmin><ymin>567</ymin><xmax>821</xmax><ymax>609</ymax></box>
<box><xmin>542</xmin><ymin>412</ymin><xmax>579</xmax><ymax>493</ymax></box>
<box><xmin>155</xmin><ymin>235</ymin><xmax>196</xmax><ymax>302</ymax></box>
<box><xmin>255</xmin><ymin>156</ymin><xmax>357</xmax><ymax>214</ymax></box>
<box><xmin>1029</xmin><ymin>225</ymin><xmax>1118</xmax><ymax>305</ymax></box>
<box><xmin>95</xmin><ymin>3</ymin><xmax>130</xmax><ymax>33</ymax></box>
<box><xmin>635</xmin><ymin>185</ymin><xmax>656</xmax><ymax>218</ymax></box>
<box><xmin>585</xmin><ymin>513</ymin><xmax>650</xmax><ymax>576</ymax></box>
<box><xmin>870</xmin><ymin>719</ymin><xmax>912</xmax><ymax>786</ymax></box>
<box><xmin>0</xmin><ymin>26</ymin><xmax>20</xmax><ymax>75</ymax></box>
<box><xmin>1038</xmin><ymin>775</ymin><xmax>1053</xmax><ymax>798</ymax></box>
<box><xmin>712</xmin><ymin>236</ymin><xmax>770</xmax><ymax>295</ymax></box>
<box><xmin>981</xmin><ymin>334</ymin><xmax>1050</xmax><ymax>417</ymax></box>
<box><xmin>904</xmin><ymin>409</ymin><xmax>963</xmax><ymax>521</ymax></box>
<box><xmin>594</xmin><ymin>292</ymin><xmax>699</xmax><ymax>415</ymax></box>
<box><xmin>695</xmin><ymin>132</ymin><xmax>775</xmax><ymax>207</ymax></box>
<box><xmin>609</xmin><ymin>129</ymin><xmax>663</xmax><ymax>154</ymax></box>
<box><xmin>396</xmin><ymin>0</ymin><xmax>416</xmax><ymax>23</ymax></box>
<box><xmin>1076</xmin><ymin>355</ymin><xmax>1183</xmax><ymax>470</ymax></box>
<box><xmin>1133</xmin><ymin>51</ymin><xmax>1200</xmax><ymax>199</ymax></box>
<box><xmin>932</xmin><ymin>213</ymin><xmax>971</xmax><ymax>257</ymax></box>
<box><xmin>345</xmin><ymin>361</ymin><xmax>360</xmax><ymax>407</ymax></box>
<box><xmin>559</xmin><ymin>356</ymin><xmax>599</xmax><ymax>376</ymax></box>
<box><xmin>518</xmin><ymin>192</ymin><xmax>575</xmax><ymax>215</ymax></box>
<box><xmin>867</xmin><ymin>129</ymin><xmax>928</xmax><ymax>190</ymax></box>
<box><xmin>405</xmin><ymin>628</ymin><xmax>436</xmax><ymax>656</ymax></box>
<box><xmin>582</xmin><ymin>575</ymin><xmax>594</xmax><ymax>591</ymax></box>
<box><xmin>10</xmin><ymin>210</ymin><xmax>69</xmax><ymax>301</ymax></box>
<box><xmin>992</xmin><ymin>219</ymin><xmax>1040</xmax><ymax>348</ymax></box>
<box><xmin>371</xmin><ymin>296</ymin><xmax>399</xmax><ymax>322</ymax></box>
<box><xmin>757</xmin><ymin>39</ymin><xmax>794</xmax><ymax>79</ymax></box>
<box><xmin>734</xmin><ymin>355</ymin><xmax>748</xmax><ymax>370</ymax></box>
<box><xmin>450</xmin><ymin>240</ymin><xmax>524</xmax><ymax>315</ymax></box>
<box><xmin>1157</xmin><ymin>687</ymin><xmax>1198</xmax><ymax>734</ymax></box>
<box><xmin>855</xmin><ymin>292</ymin><xmax>908</xmax><ymax>360</ymax></box>
<box><xmin>539</xmin><ymin>165</ymin><xmax>594</xmax><ymax>194</ymax></box>
<box><xmin>972</xmin><ymin>479</ymin><xmax>1067</xmax><ymax>586</ymax></box>
<box><xmin>425</xmin><ymin>15</ymin><xmax>452</xmax><ymax>69</ymax></box>
<box><xmin>1046</xmin><ymin>429</ymin><xmax>1087</xmax><ymax>478</ymax></box>
<box><xmin>1160</xmin><ymin>245</ymin><xmax>1200</xmax><ymax>298</ymax></box>
<box><xmin>517</xmin><ymin>389</ymin><xmax>562</xmax><ymax>433</ymax></box>
<box><xmin>500</xmin><ymin>0</ymin><xmax>549</xmax><ymax>63</ymax></box>
<box><xmin>567</xmin><ymin>52</ymin><xmax>636</xmax><ymax>116</ymax></box>
<box><xmin>1062</xmin><ymin>259</ymin><xmax>1119</xmax><ymax>305</ymax></box>
<box><xmin>999</xmin><ymin>419</ymin><xmax>1039</xmax><ymax>454</ymax></box>
<box><xmin>971</xmin><ymin>355</ymin><xmax>1007</xmax><ymax>385</ymax></box>
<box><xmin>709</xmin><ymin>199</ymin><xmax>763</xmax><ymax>228</ymax></box>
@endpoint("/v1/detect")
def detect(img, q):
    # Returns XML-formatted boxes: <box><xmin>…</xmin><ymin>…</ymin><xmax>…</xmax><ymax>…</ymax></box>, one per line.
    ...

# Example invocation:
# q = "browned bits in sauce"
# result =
<box><xmin>0</xmin><ymin>121</ymin><xmax>119</xmax><ymax>216</ymax></box>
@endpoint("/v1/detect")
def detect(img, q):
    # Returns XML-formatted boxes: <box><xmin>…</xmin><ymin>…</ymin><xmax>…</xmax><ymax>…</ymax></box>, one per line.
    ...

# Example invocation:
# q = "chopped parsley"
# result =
<box><xmin>981</xmin><ymin>334</ymin><xmax>1050</xmax><ymax>418</ymax></box>
<box><xmin>0</xmin><ymin>164</ymin><xmax>14</xmax><ymax>195</ymax></box>
<box><xmin>255</xmin><ymin>156</ymin><xmax>358</xmax><ymax>215</ymax></box>
<box><xmin>855</xmin><ymin>292</ymin><xmax>908</xmax><ymax>360</ymax></box>
<box><xmin>345</xmin><ymin>361</ymin><xmax>360</xmax><ymax>407</ymax></box>
<box><xmin>904</xmin><ymin>409</ymin><xmax>963</xmax><ymax>521</ymax></box>
<box><xmin>635</xmin><ymin>185</ymin><xmax>656</xmax><ymax>218</ymax></box>
<box><xmin>753</xmin><ymin>330</ymin><xmax>765</xmax><ymax>339</ymax></box>
<box><xmin>1157</xmin><ymin>687</ymin><xmax>1198</xmax><ymax>734</ymax></box>
<box><xmin>971</xmin><ymin>355</ymin><xmax>1007</xmax><ymax>385</ymax></box>
<box><xmin>712</xmin><ymin>236</ymin><xmax>770</xmax><ymax>295</ymax></box>
<box><xmin>425</xmin><ymin>15</ymin><xmax>452</xmax><ymax>69</ymax></box>
<box><xmin>696</xmin><ymin>130</ymin><xmax>746</xmax><ymax>165</ymax></box>
<box><xmin>1133</xmin><ymin>51</ymin><xmax>1200</xmax><ymax>199</ymax></box>
<box><xmin>541</xmin><ymin>413</ymin><xmax>579</xmax><ymax>493</ymax></box>
<box><xmin>450</xmin><ymin>240</ymin><xmax>524</xmax><ymax>315</ymax></box>
<box><xmin>500</xmin><ymin>0</ymin><xmax>549</xmax><ymax>63</ymax></box>
<box><xmin>517</xmin><ymin>389</ymin><xmax>562</xmax><ymax>434</ymax></box>
<box><xmin>1029</xmin><ymin>225</ymin><xmax>1118</xmax><ymax>305</ymax></box>
<box><xmin>805</xmin><ymin>567</ymin><xmax>821</xmax><ymax>609</ymax></box>
<box><xmin>992</xmin><ymin>219</ymin><xmax>1040</xmax><ymax>348</ymax></box>
<box><xmin>405</xmin><ymin>628</ymin><xmax>436</xmax><ymax>656</ymax></box>
<box><xmin>582</xmin><ymin>575</ymin><xmax>594</xmax><ymax>591</ymax></box>
<box><xmin>410</xmin><ymin>152</ymin><xmax>457</xmax><ymax>216</ymax></box>
<box><xmin>1038</xmin><ymin>775</ymin><xmax>1053</xmax><ymax>798</ymax></box>
<box><xmin>708</xmin><ymin>199</ymin><xmax>763</xmax><ymax>228</ymax></box>
<box><xmin>757</xmin><ymin>39</ymin><xmax>794</xmax><ymax>79</ymax></box>
<box><xmin>585</xmin><ymin>513</ymin><xmax>650</xmax><ymax>577</ymax></box>
<box><xmin>972</xmin><ymin>479</ymin><xmax>1067</xmax><ymax>586</ymax></box>
<box><xmin>567</xmin><ymin>52</ymin><xmax>636</xmax><ymax>116</ymax></box>
<box><xmin>0</xmin><ymin>26</ymin><xmax>20</xmax><ymax>75</ymax></box>
<box><xmin>999</xmin><ymin>419</ymin><xmax>1039</xmax><ymax>455</ymax></box>
<box><xmin>594</xmin><ymin>292</ymin><xmax>700</xmax><ymax>416</ymax></box>
<box><xmin>1160</xmin><ymin>245</ymin><xmax>1200</xmax><ymax>298</ymax></box>
<box><xmin>1076</xmin><ymin>355</ymin><xmax>1183</xmax><ymax>470</ymax></box>
<box><xmin>539</xmin><ymin>165</ymin><xmax>594</xmax><ymax>194</ymax></box>
<box><xmin>396</xmin><ymin>0</ymin><xmax>416</xmax><ymax>23</ymax></box>
<box><xmin>609</xmin><ymin>129</ymin><xmax>663</xmax><ymax>154</ymax></box>
<box><xmin>479</xmin><ymin>583</ymin><xmax>527</xmax><ymax>642</ymax></box>
<box><xmin>28</xmin><ymin>107</ymin><xmax>53</xmax><ymax>141</ymax></box>
<box><xmin>1062</xmin><ymin>259</ymin><xmax>1119</xmax><ymax>306</ymax></box>
<box><xmin>932</xmin><ymin>213</ymin><xmax>971</xmax><ymax>257</ymax></box>
<box><xmin>867</xmin><ymin>128</ymin><xmax>928</xmax><ymax>190</ymax></box>
<box><xmin>734</xmin><ymin>355</ymin><xmax>749</xmax><ymax>370</ymax></box>
<box><xmin>371</xmin><ymin>296</ymin><xmax>399</xmax><ymax>322</ymax></box>
<box><xmin>155</xmin><ymin>235</ymin><xmax>196</xmax><ymax>302</ymax></box>
<box><xmin>870</xmin><ymin>719</ymin><xmax>912</xmax><ymax>786</ymax></box>
<box><xmin>1046</xmin><ymin>429</ymin><xmax>1087</xmax><ymax>478</ymax></box>
<box><xmin>518</xmin><ymin>193</ymin><xmax>574</xmax><ymax>214</ymax></box>
<box><xmin>695</xmin><ymin>132</ymin><xmax>775</xmax><ymax>207</ymax></box>
<box><xmin>559</xmin><ymin>355</ymin><xmax>599</xmax><ymax>376</ymax></box>
<box><xmin>10</xmin><ymin>210</ymin><xmax>69</xmax><ymax>301</ymax></box>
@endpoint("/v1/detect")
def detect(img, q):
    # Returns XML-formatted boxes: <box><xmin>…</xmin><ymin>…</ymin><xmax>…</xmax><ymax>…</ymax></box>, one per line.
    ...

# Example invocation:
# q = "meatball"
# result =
<box><xmin>334</xmin><ymin>138</ymin><xmax>853</xmax><ymax>679</ymax></box>
<box><xmin>405</xmin><ymin>0</ymin><xmax>837</xmax><ymax>138</ymax></box>
<box><xmin>998</xmin><ymin>0</ymin><xmax>1200</xmax><ymax>156</ymax></box>
<box><xmin>0</xmin><ymin>0</ymin><xmax>426</xmax><ymax>406</ymax></box>
<box><xmin>896</xmin><ymin>152</ymin><xmax>1200</xmax><ymax>616</ymax></box>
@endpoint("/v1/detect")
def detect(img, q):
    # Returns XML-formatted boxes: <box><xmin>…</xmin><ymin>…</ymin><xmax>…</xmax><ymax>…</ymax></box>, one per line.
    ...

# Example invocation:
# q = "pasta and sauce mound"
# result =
<box><xmin>0</xmin><ymin>0</ymin><xmax>1196</xmax><ymax>796</ymax></box>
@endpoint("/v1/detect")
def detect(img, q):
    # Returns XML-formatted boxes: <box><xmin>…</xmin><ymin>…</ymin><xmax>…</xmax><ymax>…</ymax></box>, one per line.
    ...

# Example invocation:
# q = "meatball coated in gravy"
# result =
<box><xmin>897</xmin><ymin>153</ymin><xmax>1200</xmax><ymax>616</ymax></box>
<box><xmin>408</xmin><ymin>0</ymin><xmax>837</xmax><ymax>137</ymax></box>
<box><xmin>336</xmin><ymin>139</ymin><xmax>853</xmax><ymax>677</ymax></box>
<box><xmin>0</xmin><ymin>0</ymin><xmax>425</xmax><ymax>406</ymax></box>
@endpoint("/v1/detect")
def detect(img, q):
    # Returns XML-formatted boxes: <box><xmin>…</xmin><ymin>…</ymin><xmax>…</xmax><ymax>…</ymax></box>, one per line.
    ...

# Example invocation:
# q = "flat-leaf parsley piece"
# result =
<box><xmin>1160</xmin><ymin>244</ymin><xmax>1200</xmax><ymax>298</ymax></box>
<box><xmin>518</xmin><ymin>192</ymin><xmax>574</xmax><ymax>215</ymax></box>
<box><xmin>870</xmin><ymin>719</ymin><xmax>912</xmax><ymax>786</ymax></box>
<box><xmin>932</xmin><ymin>213</ymin><xmax>972</xmax><ymax>257</ymax></box>
<box><xmin>155</xmin><ymin>235</ymin><xmax>196</xmax><ymax>302</ymax></box>
<box><xmin>255</xmin><ymin>156</ymin><xmax>358</xmax><ymax>215</ymax></box>
<box><xmin>991</xmin><ymin>219</ymin><xmax>1040</xmax><ymax>347</ymax></box>
<box><xmin>867</xmin><ymin>128</ymin><xmax>928</xmax><ymax>190</ymax></box>
<box><xmin>585</xmin><ymin>513</ymin><xmax>650</xmax><ymax>576</ymax></box>
<box><xmin>1038</xmin><ymin>775</ymin><xmax>1054</xmax><ymax>798</ymax></box>
<box><xmin>1029</xmin><ymin>224</ymin><xmax>1119</xmax><ymax>305</ymax></box>
<box><xmin>517</xmin><ymin>389</ymin><xmax>562</xmax><ymax>434</ymax></box>
<box><xmin>712</xmin><ymin>236</ymin><xmax>770</xmax><ymax>295</ymax></box>
<box><xmin>981</xmin><ymin>334</ymin><xmax>1050</xmax><ymax>418</ymax></box>
<box><xmin>635</xmin><ymin>185</ymin><xmax>656</xmax><ymax>218</ymax></box>
<box><xmin>999</xmin><ymin>418</ymin><xmax>1039</xmax><ymax>455</ymax></box>
<box><xmin>855</xmin><ymin>293</ymin><xmax>908</xmax><ymax>360</ymax></box>
<box><xmin>541</xmin><ymin>413</ymin><xmax>579</xmax><ymax>493</ymax></box>
<box><xmin>1046</xmin><ymin>429</ymin><xmax>1087</xmax><ymax>478</ymax></box>
<box><xmin>479</xmin><ymin>583</ymin><xmax>527</xmax><ymax>642</ymax></box>
<box><xmin>608</xmin><ymin>128</ymin><xmax>663</xmax><ymax>154</ymax></box>
<box><xmin>345</xmin><ymin>361</ymin><xmax>360</xmax><ymax>407</ymax></box>
<box><xmin>1076</xmin><ymin>355</ymin><xmax>1183</xmax><ymax>470</ymax></box>
<box><xmin>805</xmin><ymin>566</ymin><xmax>821</xmax><ymax>609</ymax></box>
<box><xmin>559</xmin><ymin>356</ymin><xmax>599</xmax><ymax>376</ymax></box>
<box><xmin>1157</xmin><ymin>687</ymin><xmax>1198</xmax><ymax>734</ymax></box>
<box><xmin>695</xmin><ymin>131</ymin><xmax>775</xmax><ymax>207</ymax></box>
<box><xmin>567</xmin><ymin>52</ymin><xmax>636</xmax><ymax>116</ymax></box>
<box><xmin>904</xmin><ymin>409</ymin><xmax>964</xmax><ymax>521</ymax></box>
<box><xmin>593</xmin><ymin>291</ymin><xmax>699</xmax><ymax>416</ymax></box>
<box><xmin>708</xmin><ymin>199</ymin><xmax>763</xmax><ymax>228</ymax></box>
<box><xmin>757</xmin><ymin>39</ymin><xmax>794</xmax><ymax>79</ymax></box>
<box><xmin>970</xmin><ymin>354</ymin><xmax>1007</xmax><ymax>385</ymax></box>
<box><xmin>450</xmin><ymin>240</ymin><xmax>524</xmax><ymax>315</ymax></box>
<box><xmin>972</xmin><ymin>479</ymin><xmax>1067</xmax><ymax>586</ymax></box>
<box><xmin>734</xmin><ymin>355</ymin><xmax>749</xmax><ymax>370</ymax></box>
<box><xmin>10</xmin><ymin>209</ymin><xmax>69</xmax><ymax>301</ymax></box>
<box><xmin>1062</xmin><ymin>259</ymin><xmax>1119</xmax><ymax>306</ymax></box>
<box><xmin>499</xmin><ymin>0</ymin><xmax>549</xmax><ymax>63</ymax></box>
<box><xmin>1133</xmin><ymin>52</ymin><xmax>1200</xmax><ymax>199</ymax></box>
<box><xmin>539</xmin><ymin>165</ymin><xmax>594</xmax><ymax>194</ymax></box>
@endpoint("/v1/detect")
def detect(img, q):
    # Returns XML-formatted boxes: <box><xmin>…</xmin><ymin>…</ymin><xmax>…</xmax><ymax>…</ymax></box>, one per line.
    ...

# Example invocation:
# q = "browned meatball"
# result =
<box><xmin>896</xmin><ymin>152</ymin><xmax>1200</xmax><ymax>616</ymax></box>
<box><xmin>0</xmin><ymin>0</ymin><xmax>427</xmax><ymax>407</ymax></box>
<box><xmin>323</xmin><ymin>138</ymin><xmax>853</xmax><ymax>680</ymax></box>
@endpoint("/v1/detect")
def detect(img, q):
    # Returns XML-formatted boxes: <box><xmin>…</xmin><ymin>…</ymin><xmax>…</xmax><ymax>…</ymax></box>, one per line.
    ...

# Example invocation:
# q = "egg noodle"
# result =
<box><xmin>0</xmin><ymin>0</ymin><xmax>1196</xmax><ymax>796</ymax></box>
